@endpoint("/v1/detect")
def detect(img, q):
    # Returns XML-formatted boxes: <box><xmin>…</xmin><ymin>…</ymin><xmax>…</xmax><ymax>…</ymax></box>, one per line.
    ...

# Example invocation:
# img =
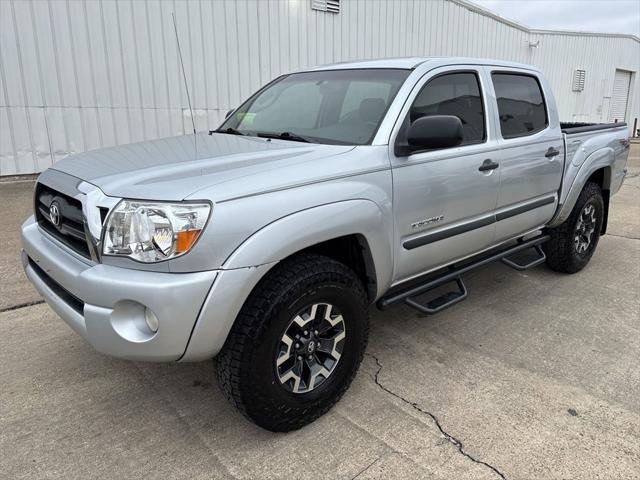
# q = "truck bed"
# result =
<box><xmin>561</xmin><ymin>121</ymin><xmax>627</xmax><ymax>134</ymax></box>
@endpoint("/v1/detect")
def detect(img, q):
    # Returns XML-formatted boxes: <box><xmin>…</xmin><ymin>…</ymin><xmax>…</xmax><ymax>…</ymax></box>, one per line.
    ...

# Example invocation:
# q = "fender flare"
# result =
<box><xmin>550</xmin><ymin>148</ymin><xmax>613</xmax><ymax>227</ymax></box>
<box><xmin>222</xmin><ymin>199</ymin><xmax>394</xmax><ymax>298</ymax></box>
<box><xmin>180</xmin><ymin>199</ymin><xmax>394</xmax><ymax>361</ymax></box>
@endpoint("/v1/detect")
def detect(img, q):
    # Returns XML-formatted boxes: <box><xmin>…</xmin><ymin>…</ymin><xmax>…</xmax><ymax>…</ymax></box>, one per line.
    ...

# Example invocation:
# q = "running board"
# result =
<box><xmin>501</xmin><ymin>244</ymin><xmax>546</xmax><ymax>271</ymax></box>
<box><xmin>378</xmin><ymin>234</ymin><xmax>550</xmax><ymax>314</ymax></box>
<box><xmin>404</xmin><ymin>276</ymin><xmax>468</xmax><ymax>314</ymax></box>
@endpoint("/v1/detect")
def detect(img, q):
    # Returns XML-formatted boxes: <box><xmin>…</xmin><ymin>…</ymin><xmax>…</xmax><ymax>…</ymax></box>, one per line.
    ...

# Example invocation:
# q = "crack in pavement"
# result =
<box><xmin>365</xmin><ymin>352</ymin><xmax>508</xmax><ymax>480</ymax></box>
<box><xmin>606</xmin><ymin>233</ymin><xmax>640</xmax><ymax>241</ymax></box>
<box><xmin>0</xmin><ymin>299</ymin><xmax>45</xmax><ymax>313</ymax></box>
<box><xmin>351</xmin><ymin>454</ymin><xmax>383</xmax><ymax>479</ymax></box>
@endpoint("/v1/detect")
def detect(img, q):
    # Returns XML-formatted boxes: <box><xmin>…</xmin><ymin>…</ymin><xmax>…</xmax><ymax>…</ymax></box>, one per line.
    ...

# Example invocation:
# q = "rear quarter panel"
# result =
<box><xmin>550</xmin><ymin>126</ymin><xmax>629</xmax><ymax>226</ymax></box>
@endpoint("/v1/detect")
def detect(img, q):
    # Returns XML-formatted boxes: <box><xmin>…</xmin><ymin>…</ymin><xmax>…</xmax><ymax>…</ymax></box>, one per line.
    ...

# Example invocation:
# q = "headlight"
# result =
<box><xmin>102</xmin><ymin>200</ymin><xmax>211</xmax><ymax>263</ymax></box>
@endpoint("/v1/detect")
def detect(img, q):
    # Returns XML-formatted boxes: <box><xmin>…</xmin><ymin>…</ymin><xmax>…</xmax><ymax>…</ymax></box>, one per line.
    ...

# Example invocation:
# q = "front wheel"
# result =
<box><xmin>543</xmin><ymin>181</ymin><xmax>604</xmax><ymax>273</ymax></box>
<box><xmin>216</xmin><ymin>253</ymin><xmax>369</xmax><ymax>432</ymax></box>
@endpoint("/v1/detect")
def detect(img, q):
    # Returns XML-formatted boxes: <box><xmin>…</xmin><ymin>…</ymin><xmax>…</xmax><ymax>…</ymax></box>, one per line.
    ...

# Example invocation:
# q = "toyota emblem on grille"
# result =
<box><xmin>49</xmin><ymin>201</ymin><xmax>61</xmax><ymax>227</ymax></box>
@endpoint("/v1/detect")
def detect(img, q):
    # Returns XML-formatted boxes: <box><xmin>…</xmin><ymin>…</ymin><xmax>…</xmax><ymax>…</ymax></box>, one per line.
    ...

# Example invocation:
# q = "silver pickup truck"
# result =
<box><xmin>21</xmin><ymin>57</ymin><xmax>630</xmax><ymax>431</ymax></box>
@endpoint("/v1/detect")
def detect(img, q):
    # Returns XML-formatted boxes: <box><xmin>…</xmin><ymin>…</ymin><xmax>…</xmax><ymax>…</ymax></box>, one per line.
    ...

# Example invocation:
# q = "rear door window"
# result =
<box><xmin>491</xmin><ymin>73</ymin><xmax>548</xmax><ymax>138</ymax></box>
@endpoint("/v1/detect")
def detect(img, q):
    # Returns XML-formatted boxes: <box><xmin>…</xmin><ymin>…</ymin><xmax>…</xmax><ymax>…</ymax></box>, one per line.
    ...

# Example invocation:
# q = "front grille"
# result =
<box><xmin>35</xmin><ymin>183</ymin><xmax>92</xmax><ymax>259</ymax></box>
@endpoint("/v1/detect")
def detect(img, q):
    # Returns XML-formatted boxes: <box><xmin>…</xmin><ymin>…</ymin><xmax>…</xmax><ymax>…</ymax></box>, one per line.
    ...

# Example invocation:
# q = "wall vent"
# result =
<box><xmin>572</xmin><ymin>69</ymin><xmax>586</xmax><ymax>92</ymax></box>
<box><xmin>311</xmin><ymin>0</ymin><xmax>340</xmax><ymax>14</ymax></box>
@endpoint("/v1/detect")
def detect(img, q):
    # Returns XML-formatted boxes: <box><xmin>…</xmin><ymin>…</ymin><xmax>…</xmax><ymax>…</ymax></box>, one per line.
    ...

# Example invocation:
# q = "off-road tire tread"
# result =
<box><xmin>543</xmin><ymin>181</ymin><xmax>603</xmax><ymax>273</ymax></box>
<box><xmin>216</xmin><ymin>253</ymin><xmax>369</xmax><ymax>431</ymax></box>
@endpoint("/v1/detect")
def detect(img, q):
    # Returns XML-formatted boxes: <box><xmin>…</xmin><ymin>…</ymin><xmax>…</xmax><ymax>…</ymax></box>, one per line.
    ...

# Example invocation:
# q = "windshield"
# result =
<box><xmin>219</xmin><ymin>69</ymin><xmax>411</xmax><ymax>145</ymax></box>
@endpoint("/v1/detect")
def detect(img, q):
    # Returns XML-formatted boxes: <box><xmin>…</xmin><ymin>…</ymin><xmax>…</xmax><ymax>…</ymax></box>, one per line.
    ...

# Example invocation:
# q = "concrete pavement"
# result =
<box><xmin>0</xmin><ymin>180</ymin><xmax>42</xmax><ymax>311</ymax></box>
<box><xmin>1</xmin><ymin>146</ymin><xmax>638</xmax><ymax>479</ymax></box>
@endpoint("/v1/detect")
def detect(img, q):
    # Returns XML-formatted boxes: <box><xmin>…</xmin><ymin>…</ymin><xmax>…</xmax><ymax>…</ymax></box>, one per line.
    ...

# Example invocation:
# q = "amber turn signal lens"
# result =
<box><xmin>175</xmin><ymin>229</ymin><xmax>202</xmax><ymax>253</ymax></box>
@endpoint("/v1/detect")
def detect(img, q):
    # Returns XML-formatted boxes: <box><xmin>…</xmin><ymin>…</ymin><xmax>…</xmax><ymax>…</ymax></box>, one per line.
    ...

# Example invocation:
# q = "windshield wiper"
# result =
<box><xmin>256</xmin><ymin>131</ymin><xmax>314</xmax><ymax>143</ymax></box>
<box><xmin>210</xmin><ymin>127</ymin><xmax>245</xmax><ymax>136</ymax></box>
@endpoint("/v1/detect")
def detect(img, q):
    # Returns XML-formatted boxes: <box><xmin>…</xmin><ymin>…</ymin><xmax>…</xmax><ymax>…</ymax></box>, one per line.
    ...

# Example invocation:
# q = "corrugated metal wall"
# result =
<box><xmin>1</xmin><ymin>0</ymin><xmax>639</xmax><ymax>176</ymax></box>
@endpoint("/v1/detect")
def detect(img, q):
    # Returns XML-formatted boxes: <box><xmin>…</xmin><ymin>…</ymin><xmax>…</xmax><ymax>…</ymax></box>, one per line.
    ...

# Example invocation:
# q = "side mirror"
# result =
<box><xmin>396</xmin><ymin>115</ymin><xmax>464</xmax><ymax>156</ymax></box>
<box><xmin>225</xmin><ymin>109</ymin><xmax>234</xmax><ymax>119</ymax></box>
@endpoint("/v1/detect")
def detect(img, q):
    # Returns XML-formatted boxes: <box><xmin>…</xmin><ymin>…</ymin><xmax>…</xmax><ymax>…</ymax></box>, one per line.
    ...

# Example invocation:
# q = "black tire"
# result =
<box><xmin>216</xmin><ymin>253</ymin><xmax>369</xmax><ymax>432</ymax></box>
<box><xmin>543</xmin><ymin>181</ymin><xmax>604</xmax><ymax>273</ymax></box>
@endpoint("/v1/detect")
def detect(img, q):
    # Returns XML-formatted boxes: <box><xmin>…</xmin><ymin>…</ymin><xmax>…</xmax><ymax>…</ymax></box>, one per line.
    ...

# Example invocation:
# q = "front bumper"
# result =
<box><xmin>21</xmin><ymin>216</ymin><xmax>217</xmax><ymax>361</ymax></box>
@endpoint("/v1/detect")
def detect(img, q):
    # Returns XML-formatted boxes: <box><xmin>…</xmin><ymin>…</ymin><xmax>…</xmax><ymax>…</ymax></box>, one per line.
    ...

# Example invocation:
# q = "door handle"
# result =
<box><xmin>545</xmin><ymin>147</ymin><xmax>560</xmax><ymax>158</ymax></box>
<box><xmin>478</xmin><ymin>159</ymin><xmax>499</xmax><ymax>172</ymax></box>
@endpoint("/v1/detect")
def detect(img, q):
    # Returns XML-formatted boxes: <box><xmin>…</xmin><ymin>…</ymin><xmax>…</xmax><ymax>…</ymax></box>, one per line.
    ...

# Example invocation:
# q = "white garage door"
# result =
<box><xmin>609</xmin><ymin>69</ymin><xmax>632</xmax><ymax>123</ymax></box>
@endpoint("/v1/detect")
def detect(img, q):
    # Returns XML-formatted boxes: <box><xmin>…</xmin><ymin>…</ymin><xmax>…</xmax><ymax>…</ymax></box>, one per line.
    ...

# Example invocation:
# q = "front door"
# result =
<box><xmin>390</xmin><ymin>67</ymin><xmax>500</xmax><ymax>284</ymax></box>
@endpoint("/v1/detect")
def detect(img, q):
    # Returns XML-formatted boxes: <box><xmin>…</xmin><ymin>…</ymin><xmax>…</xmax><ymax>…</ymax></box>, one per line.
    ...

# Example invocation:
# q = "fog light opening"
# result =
<box><xmin>144</xmin><ymin>308</ymin><xmax>159</xmax><ymax>333</ymax></box>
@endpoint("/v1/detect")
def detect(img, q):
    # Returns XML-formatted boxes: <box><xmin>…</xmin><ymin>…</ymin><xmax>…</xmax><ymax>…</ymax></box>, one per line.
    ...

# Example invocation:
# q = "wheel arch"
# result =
<box><xmin>295</xmin><ymin>234</ymin><xmax>378</xmax><ymax>302</ymax></box>
<box><xmin>181</xmin><ymin>199</ymin><xmax>392</xmax><ymax>362</ymax></box>
<box><xmin>550</xmin><ymin>147</ymin><xmax>614</xmax><ymax>228</ymax></box>
<box><xmin>585</xmin><ymin>167</ymin><xmax>611</xmax><ymax>234</ymax></box>
<box><xmin>222</xmin><ymin>199</ymin><xmax>393</xmax><ymax>300</ymax></box>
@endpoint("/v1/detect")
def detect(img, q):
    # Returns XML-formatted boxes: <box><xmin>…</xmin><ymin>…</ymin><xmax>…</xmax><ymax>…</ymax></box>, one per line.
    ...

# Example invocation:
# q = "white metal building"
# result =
<box><xmin>1</xmin><ymin>0</ymin><xmax>638</xmax><ymax>176</ymax></box>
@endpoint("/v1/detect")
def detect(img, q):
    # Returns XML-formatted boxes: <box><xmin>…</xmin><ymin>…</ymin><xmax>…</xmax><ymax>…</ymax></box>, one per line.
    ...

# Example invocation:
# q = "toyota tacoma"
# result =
<box><xmin>21</xmin><ymin>57</ymin><xmax>630</xmax><ymax>431</ymax></box>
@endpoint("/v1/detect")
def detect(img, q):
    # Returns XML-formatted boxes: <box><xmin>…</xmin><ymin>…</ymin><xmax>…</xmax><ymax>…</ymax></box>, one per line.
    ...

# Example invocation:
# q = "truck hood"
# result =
<box><xmin>51</xmin><ymin>133</ymin><xmax>355</xmax><ymax>201</ymax></box>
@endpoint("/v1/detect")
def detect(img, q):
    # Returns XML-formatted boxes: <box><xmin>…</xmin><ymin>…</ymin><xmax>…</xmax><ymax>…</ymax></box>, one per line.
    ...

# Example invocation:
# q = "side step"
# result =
<box><xmin>501</xmin><ymin>244</ymin><xmax>546</xmax><ymax>271</ymax></box>
<box><xmin>404</xmin><ymin>276</ymin><xmax>467</xmax><ymax>315</ymax></box>
<box><xmin>378</xmin><ymin>234</ymin><xmax>550</xmax><ymax>315</ymax></box>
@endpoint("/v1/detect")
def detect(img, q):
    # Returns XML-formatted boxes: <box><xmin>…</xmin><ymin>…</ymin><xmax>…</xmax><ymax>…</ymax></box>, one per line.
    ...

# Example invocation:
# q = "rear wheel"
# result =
<box><xmin>543</xmin><ymin>181</ymin><xmax>604</xmax><ymax>273</ymax></box>
<box><xmin>216</xmin><ymin>253</ymin><xmax>369</xmax><ymax>432</ymax></box>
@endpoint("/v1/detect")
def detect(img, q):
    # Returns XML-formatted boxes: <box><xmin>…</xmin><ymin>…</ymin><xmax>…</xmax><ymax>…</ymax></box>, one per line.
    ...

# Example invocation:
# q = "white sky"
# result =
<box><xmin>471</xmin><ymin>0</ymin><xmax>640</xmax><ymax>36</ymax></box>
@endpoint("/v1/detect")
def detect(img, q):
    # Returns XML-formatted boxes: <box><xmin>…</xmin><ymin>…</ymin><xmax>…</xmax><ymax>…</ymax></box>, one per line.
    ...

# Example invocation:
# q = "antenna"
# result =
<box><xmin>172</xmin><ymin>12</ymin><xmax>197</xmax><ymax>136</ymax></box>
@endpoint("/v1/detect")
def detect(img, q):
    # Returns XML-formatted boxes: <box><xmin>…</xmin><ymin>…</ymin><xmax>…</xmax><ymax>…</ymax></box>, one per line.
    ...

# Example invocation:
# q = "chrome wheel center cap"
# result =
<box><xmin>307</xmin><ymin>340</ymin><xmax>316</xmax><ymax>353</ymax></box>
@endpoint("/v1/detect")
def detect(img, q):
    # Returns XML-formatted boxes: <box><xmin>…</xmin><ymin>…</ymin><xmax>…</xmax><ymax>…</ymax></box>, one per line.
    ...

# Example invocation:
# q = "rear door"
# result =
<box><xmin>487</xmin><ymin>69</ymin><xmax>564</xmax><ymax>242</ymax></box>
<box><xmin>609</xmin><ymin>69</ymin><xmax>632</xmax><ymax>123</ymax></box>
<box><xmin>389</xmin><ymin>66</ymin><xmax>500</xmax><ymax>283</ymax></box>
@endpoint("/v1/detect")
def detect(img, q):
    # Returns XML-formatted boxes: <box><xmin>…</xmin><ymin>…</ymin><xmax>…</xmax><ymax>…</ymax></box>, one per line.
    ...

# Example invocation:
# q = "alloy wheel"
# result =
<box><xmin>275</xmin><ymin>303</ymin><xmax>346</xmax><ymax>394</ymax></box>
<box><xmin>574</xmin><ymin>203</ymin><xmax>597</xmax><ymax>254</ymax></box>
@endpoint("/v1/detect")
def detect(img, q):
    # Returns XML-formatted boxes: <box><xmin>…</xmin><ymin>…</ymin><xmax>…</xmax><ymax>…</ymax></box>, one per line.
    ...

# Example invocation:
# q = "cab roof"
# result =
<box><xmin>301</xmin><ymin>56</ymin><xmax>540</xmax><ymax>73</ymax></box>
